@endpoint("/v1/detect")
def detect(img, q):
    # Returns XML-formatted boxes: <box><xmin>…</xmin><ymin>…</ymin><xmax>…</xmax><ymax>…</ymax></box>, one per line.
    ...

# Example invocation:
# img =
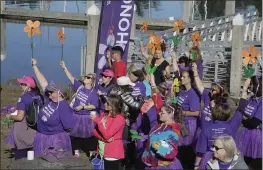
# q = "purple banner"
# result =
<box><xmin>95</xmin><ymin>0</ymin><xmax>135</xmax><ymax>77</ymax></box>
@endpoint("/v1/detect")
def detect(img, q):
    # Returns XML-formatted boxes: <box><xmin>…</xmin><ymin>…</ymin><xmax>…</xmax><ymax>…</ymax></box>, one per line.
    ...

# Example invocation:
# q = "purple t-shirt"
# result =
<box><xmin>97</xmin><ymin>82</ymin><xmax>114</xmax><ymax>112</ymax></box>
<box><xmin>200</xmin><ymin>89</ymin><xmax>212</xmax><ymax>128</ymax></box>
<box><xmin>72</xmin><ymin>79</ymin><xmax>99</xmax><ymax>115</ymax></box>
<box><xmin>37</xmin><ymin>91</ymin><xmax>74</xmax><ymax>135</ymax></box>
<box><xmin>219</xmin><ymin>161</ymin><xmax>231</xmax><ymax>169</ymax></box>
<box><xmin>16</xmin><ymin>91</ymin><xmax>38</xmax><ymax>111</ymax></box>
<box><xmin>243</xmin><ymin>97</ymin><xmax>262</xmax><ymax>129</ymax></box>
<box><xmin>132</xmin><ymin>81</ymin><xmax>146</xmax><ymax>97</ymax></box>
<box><xmin>178</xmin><ymin>88</ymin><xmax>200</xmax><ymax>112</ymax></box>
<box><xmin>196</xmin><ymin>110</ymin><xmax>243</xmax><ymax>154</ymax></box>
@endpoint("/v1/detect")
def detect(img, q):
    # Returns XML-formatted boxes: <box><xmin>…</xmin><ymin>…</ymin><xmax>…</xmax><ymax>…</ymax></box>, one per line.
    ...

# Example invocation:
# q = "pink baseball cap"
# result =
<box><xmin>101</xmin><ymin>69</ymin><xmax>114</xmax><ymax>78</ymax></box>
<box><xmin>17</xmin><ymin>76</ymin><xmax>36</xmax><ymax>88</ymax></box>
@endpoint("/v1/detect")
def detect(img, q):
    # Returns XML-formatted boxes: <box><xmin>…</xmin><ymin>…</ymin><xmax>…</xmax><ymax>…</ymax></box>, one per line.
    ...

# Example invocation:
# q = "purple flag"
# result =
<box><xmin>95</xmin><ymin>0</ymin><xmax>135</xmax><ymax>78</ymax></box>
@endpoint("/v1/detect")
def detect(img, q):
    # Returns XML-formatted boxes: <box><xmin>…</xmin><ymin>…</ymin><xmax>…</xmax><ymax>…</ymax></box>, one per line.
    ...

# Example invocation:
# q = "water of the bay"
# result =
<box><xmin>0</xmin><ymin>0</ymin><xmax>261</xmax><ymax>83</ymax></box>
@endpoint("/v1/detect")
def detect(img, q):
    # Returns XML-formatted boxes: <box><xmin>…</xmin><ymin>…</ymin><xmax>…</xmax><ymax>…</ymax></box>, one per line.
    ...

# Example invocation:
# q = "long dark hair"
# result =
<box><xmin>251</xmin><ymin>75</ymin><xmax>262</xmax><ymax>98</ymax></box>
<box><xmin>105</xmin><ymin>95</ymin><xmax>123</xmax><ymax>118</ymax></box>
<box><xmin>162</xmin><ymin>103</ymin><xmax>183</xmax><ymax>124</ymax></box>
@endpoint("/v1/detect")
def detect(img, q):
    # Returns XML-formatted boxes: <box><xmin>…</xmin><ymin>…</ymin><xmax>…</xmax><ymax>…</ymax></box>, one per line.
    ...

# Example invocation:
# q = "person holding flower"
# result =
<box><xmin>60</xmin><ymin>61</ymin><xmax>99</xmax><ymax>157</ymax></box>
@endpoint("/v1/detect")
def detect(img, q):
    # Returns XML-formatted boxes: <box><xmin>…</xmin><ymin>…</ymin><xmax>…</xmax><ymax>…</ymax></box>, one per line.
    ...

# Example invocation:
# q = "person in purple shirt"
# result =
<box><xmin>176</xmin><ymin>69</ymin><xmax>200</xmax><ymax>169</ymax></box>
<box><xmin>5</xmin><ymin>76</ymin><xmax>44</xmax><ymax>159</ymax></box>
<box><xmin>60</xmin><ymin>61</ymin><xmax>99</xmax><ymax>157</ymax></box>
<box><xmin>236</xmin><ymin>76</ymin><xmax>262</xmax><ymax>169</ymax></box>
<box><xmin>31</xmin><ymin>58</ymin><xmax>74</xmax><ymax>158</ymax></box>
<box><xmin>128</xmin><ymin>67</ymin><xmax>147</xmax><ymax>97</ymax></box>
<box><xmin>192</xmin><ymin>63</ymin><xmax>229</xmax><ymax>138</ymax></box>
<box><xmin>194</xmin><ymin>101</ymin><xmax>243</xmax><ymax>169</ymax></box>
<box><xmin>97</xmin><ymin>69</ymin><xmax>115</xmax><ymax>113</ymax></box>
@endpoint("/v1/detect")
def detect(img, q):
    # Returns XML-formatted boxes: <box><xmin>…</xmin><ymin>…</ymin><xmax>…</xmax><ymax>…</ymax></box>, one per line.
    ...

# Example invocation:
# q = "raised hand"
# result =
<box><xmin>60</xmin><ymin>60</ymin><xmax>66</xmax><ymax>69</ymax></box>
<box><xmin>31</xmin><ymin>58</ymin><xmax>37</xmax><ymax>65</ymax></box>
<box><xmin>192</xmin><ymin>62</ymin><xmax>198</xmax><ymax>74</ymax></box>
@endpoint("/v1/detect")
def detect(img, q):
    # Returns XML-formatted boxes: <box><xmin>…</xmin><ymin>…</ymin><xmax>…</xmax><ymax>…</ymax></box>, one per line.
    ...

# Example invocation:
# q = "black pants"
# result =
<box><xmin>177</xmin><ymin>145</ymin><xmax>195</xmax><ymax>170</ymax></box>
<box><xmin>70</xmin><ymin>136</ymin><xmax>97</xmax><ymax>156</ymax></box>
<box><xmin>244</xmin><ymin>157</ymin><xmax>262</xmax><ymax>170</ymax></box>
<box><xmin>13</xmin><ymin>148</ymin><xmax>32</xmax><ymax>160</ymax></box>
<box><xmin>104</xmin><ymin>159</ymin><xmax>122</xmax><ymax>170</ymax></box>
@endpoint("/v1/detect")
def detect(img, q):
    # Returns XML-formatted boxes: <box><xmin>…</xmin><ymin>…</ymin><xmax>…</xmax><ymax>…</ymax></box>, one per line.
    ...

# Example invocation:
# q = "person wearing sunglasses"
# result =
<box><xmin>60</xmin><ymin>60</ymin><xmax>99</xmax><ymax>157</ymax></box>
<box><xmin>31</xmin><ymin>58</ymin><xmax>74</xmax><ymax>158</ymax></box>
<box><xmin>5</xmin><ymin>76</ymin><xmax>44</xmax><ymax>159</ymax></box>
<box><xmin>97</xmin><ymin>69</ymin><xmax>115</xmax><ymax>113</ymax></box>
<box><xmin>141</xmin><ymin>104</ymin><xmax>183</xmax><ymax>169</ymax></box>
<box><xmin>206</xmin><ymin>136</ymin><xmax>248</xmax><ymax>170</ymax></box>
<box><xmin>236</xmin><ymin>76</ymin><xmax>262</xmax><ymax>169</ymax></box>
<box><xmin>194</xmin><ymin>98</ymin><xmax>244</xmax><ymax>169</ymax></box>
<box><xmin>91</xmin><ymin>95</ymin><xmax>125</xmax><ymax>170</ymax></box>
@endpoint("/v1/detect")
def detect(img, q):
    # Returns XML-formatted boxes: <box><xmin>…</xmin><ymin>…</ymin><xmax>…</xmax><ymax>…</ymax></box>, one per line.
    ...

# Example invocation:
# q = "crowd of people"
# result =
<box><xmin>4</xmin><ymin>39</ymin><xmax>262</xmax><ymax>170</ymax></box>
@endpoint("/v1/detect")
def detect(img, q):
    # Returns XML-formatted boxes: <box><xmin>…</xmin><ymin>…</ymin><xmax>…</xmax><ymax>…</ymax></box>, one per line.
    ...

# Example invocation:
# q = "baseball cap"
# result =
<box><xmin>46</xmin><ymin>81</ymin><xmax>64</xmax><ymax>92</ymax></box>
<box><xmin>117</xmin><ymin>76</ymin><xmax>135</xmax><ymax>87</ymax></box>
<box><xmin>17</xmin><ymin>76</ymin><xmax>36</xmax><ymax>88</ymax></box>
<box><xmin>101</xmin><ymin>69</ymin><xmax>114</xmax><ymax>78</ymax></box>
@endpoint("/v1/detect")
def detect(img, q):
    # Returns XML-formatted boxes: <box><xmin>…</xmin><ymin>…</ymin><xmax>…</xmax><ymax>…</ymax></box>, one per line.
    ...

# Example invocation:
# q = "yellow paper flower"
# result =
<box><xmin>173</xmin><ymin>20</ymin><xmax>184</xmax><ymax>32</ymax></box>
<box><xmin>24</xmin><ymin>20</ymin><xmax>41</xmax><ymax>37</ymax></box>
<box><xmin>172</xmin><ymin>78</ymin><xmax>180</xmax><ymax>93</ymax></box>
<box><xmin>242</xmin><ymin>45</ymin><xmax>260</xmax><ymax>65</ymax></box>
<box><xmin>146</xmin><ymin>33</ymin><xmax>161</xmax><ymax>55</ymax></box>
<box><xmin>140</xmin><ymin>22</ymin><xmax>148</xmax><ymax>33</ymax></box>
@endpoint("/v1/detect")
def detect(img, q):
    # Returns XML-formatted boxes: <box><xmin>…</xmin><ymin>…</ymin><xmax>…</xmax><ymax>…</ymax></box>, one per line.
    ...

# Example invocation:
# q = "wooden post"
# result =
<box><xmin>225</xmin><ymin>1</ymin><xmax>235</xmax><ymax>16</ymax></box>
<box><xmin>85</xmin><ymin>1</ymin><xmax>100</xmax><ymax>75</ymax></box>
<box><xmin>183</xmin><ymin>1</ymin><xmax>193</xmax><ymax>23</ymax></box>
<box><xmin>0</xmin><ymin>20</ymin><xmax>6</xmax><ymax>61</ymax></box>
<box><xmin>230</xmin><ymin>14</ymin><xmax>244</xmax><ymax>98</ymax></box>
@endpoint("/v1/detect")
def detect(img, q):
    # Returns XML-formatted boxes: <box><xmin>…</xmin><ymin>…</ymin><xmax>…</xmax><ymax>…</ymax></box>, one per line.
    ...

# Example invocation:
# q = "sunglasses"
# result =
<box><xmin>212</xmin><ymin>145</ymin><xmax>224</xmax><ymax>151</ymax></box>
<box><xmin>20</xmin><ymin>83</ymin><xmax>27</xmax><ymax>86</ymax></box>
<box><xmin>102</xmin><ymin>75</ymin><xmax>110</xmax><ymax>78</ymax></box>
<box><xmin>48</xmin><ymin>90</ymin><xmax>56</xmax><ymax>94</ymax></box>
<box><xmin>84</xmin><ymin>76</ymin><xmax>92</xmax><ymax>79</ymax></box>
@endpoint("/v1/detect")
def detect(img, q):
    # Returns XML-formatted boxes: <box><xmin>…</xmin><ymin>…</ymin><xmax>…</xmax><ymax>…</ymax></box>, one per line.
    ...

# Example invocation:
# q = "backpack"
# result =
<box><xmin>25</xmin><ymin>94</ymin><xmax>43</xmax><ymax>130</ymax></box>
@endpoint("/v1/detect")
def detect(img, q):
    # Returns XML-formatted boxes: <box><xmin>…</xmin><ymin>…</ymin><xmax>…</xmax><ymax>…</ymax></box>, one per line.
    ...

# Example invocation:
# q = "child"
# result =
<box><xmin>107</xmin><ymin>46</ymin><xmax>127</xmax><ymax>80</ymax></box>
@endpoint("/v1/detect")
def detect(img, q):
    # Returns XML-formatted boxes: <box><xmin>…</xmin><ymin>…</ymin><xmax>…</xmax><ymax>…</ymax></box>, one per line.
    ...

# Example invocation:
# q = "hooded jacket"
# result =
<box><xmin>206</xmin><ymin>154</ymin><xmax>249</xmax><ymax>170</ymax></box>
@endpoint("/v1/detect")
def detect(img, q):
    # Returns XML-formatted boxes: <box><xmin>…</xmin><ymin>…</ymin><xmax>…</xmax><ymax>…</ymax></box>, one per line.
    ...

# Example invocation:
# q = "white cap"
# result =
<box><xmin>117</xmin><ymin>76</ymin><xmax>135</xmax><ymax>86</ymax></box>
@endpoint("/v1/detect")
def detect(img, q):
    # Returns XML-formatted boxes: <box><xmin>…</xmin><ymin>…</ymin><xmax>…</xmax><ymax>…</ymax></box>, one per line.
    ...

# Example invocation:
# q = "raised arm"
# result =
<box><xmin>31</xmin><ymin>58</ymin><xmax>48</xmax><ymax>91</ymax></box>
<box><xmin>170</xmin><ymin>51</ymin><xmax>179</xmax><ymax>73</ymax></box>
<box><xmin>192</xmin><ymin>62</ymin><xmax>204</xmax><ymax>94</ymax></box>
<box><xmin>140</xmin><ymin>40</ymin><xmax>150</xmax><ymax>60</ymax></box>
<box><xmin>241</xmin><ymin>78</ymin><xmax>251</xmax><ymax>99</ymax></box>
<box><xmin>60</xmin><ymin>61</ymin><xmax>74</xmax><ymax>84</ymax></box>
<box><xmin>106</xmin><ymin>50</ymin><xmax>112</xmax><ymax>68</ymax></box>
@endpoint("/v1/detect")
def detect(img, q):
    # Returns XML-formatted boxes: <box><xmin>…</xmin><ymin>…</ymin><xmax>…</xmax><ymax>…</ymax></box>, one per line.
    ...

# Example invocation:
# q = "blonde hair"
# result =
<box><xmin>214</xmin><ymin>136</ymin><xmax>239</xmax><ymax>159</ymax></box>
<box><xmin>85</xmin><ymin>73</ymin><xmax>96</xmax><ymax>88</ymax></box>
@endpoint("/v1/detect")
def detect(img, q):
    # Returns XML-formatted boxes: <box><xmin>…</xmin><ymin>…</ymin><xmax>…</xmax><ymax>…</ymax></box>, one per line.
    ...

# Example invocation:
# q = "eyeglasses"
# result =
<box><xmin>20</xmin><ymin>83</ymin><xmax>27</xmax><ymax>86</ymax></box>
<box><xmin>212</xmin><ymin>145</ymin><xmax>224</xmax><ymax>151</ymax></box>
<box><xmin>48</xmin><ymin>90</ymin><xmax>55</xmax><ymax>94</ymax></box>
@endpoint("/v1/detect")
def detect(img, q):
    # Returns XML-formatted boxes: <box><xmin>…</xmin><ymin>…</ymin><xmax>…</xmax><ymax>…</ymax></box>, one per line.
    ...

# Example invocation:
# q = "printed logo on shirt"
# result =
<box><xmin>132</xmin><ymin>87</ymin><xmax>142</xmax><ymax>96</ymax></box>
<box><xmin>76</xmin><ymin>90</ymin><xmax>92</xmax><ymax>105</ymax></box>
<box><xmin>244</xmin><ymin>104</ymin><xmax>256</xmax><ymax>117</ymax></box>
<box><xmin>178</xmin><ymin>95</ymin><xmax>188</xmax><ymax>106</ymax></box>
<box><xmin>203</xmin><ymin>105</ymin><xmax>212</xmax><ymax>122</ymax></box>
<box><xmin>209</xmin><ymin>128</ymin><xmax>228</xmax><ymax>143</ymax></box>
<box><xmin>41</xmin><ymin>103</ymin><xmax>56</xmax><ymax>122</ymax></box>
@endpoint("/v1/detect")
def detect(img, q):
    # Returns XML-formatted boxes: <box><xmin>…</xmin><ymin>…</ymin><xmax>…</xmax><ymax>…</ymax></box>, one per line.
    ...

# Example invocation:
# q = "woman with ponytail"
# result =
<box><xmin>236</xmin><ymin>75</ymin><xmax>262</xmax><ymax>169</ymax></box>
<box><xmin>141</xmin><ymin>103</ymin><xmax>183</xmax><ymax>169</ymax></box>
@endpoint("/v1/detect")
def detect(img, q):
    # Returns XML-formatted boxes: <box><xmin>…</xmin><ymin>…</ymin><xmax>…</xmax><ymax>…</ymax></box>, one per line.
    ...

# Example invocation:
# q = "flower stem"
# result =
<box><xmin>31</xmin><ymin>33</ymin><xmax>34</xmax><ymax>59</ymax></box>
<box><xmin>61</xmin><ymin>44</ymin><xmax>64</xmax><ymax>61</ymax></box>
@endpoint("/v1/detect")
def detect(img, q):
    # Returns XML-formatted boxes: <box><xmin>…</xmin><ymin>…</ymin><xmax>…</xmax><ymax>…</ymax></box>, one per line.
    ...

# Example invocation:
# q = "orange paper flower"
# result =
<box><xmin>173</xmin><ymin>20</ymin><xmax>184</xmax><ymax>32</ymax></box>
<box><xmin>146</xmin><ymin>33</ymin><xmax>161</xmax><ymax>55</ymax></box>
<box><xmin>57</xmin><ymin>28</ymin><xmax>66</xmax><ymax>44</ymax></box>
<box><xmin>24</xmin><ymin>20</ymin><xmax>41</xmax><ymax>37</ymax></box>
<box><xmin>242</xmin><ymin>45</ymin><xmax>260</xmax><ymax>65</ymax></box>
<box><xmin>140</xmin><ymin>22</ymin><xmax>148</xmax><ymax>33</ymax></box>
<box><xmin>191</xmin><ymin>31</ymin><xmax>202</xmax><ymax>47</ymax></box>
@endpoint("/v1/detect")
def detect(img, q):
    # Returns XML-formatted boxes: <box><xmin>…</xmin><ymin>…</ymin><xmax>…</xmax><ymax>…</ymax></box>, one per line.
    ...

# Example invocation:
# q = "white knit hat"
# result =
<box><xmin>117</xmin><ymin>76</ymin><xmax>135</xmax><ymax>86</ymax></box>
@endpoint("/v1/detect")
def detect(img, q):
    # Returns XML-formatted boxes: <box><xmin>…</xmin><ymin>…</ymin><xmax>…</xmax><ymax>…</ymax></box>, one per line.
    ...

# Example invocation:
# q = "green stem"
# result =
<box><xmin>61</xmin><ymin>44</ymin><xmax>64</xmax><ymax>61</ymax></box>
<box><xmin>31</xmin><ymin>35</ymin><xmax>34</xmax><ymax>59</ymax></box>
